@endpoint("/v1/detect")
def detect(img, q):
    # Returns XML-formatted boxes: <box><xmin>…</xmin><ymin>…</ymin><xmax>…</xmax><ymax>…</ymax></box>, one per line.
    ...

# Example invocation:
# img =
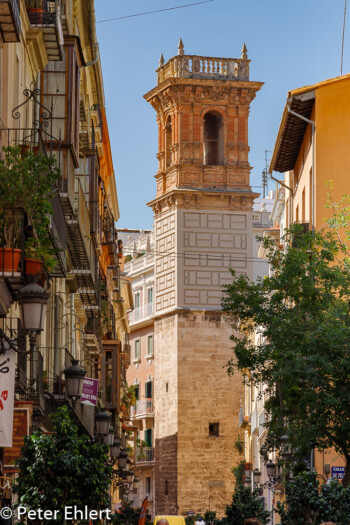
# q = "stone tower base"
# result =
<box><xmin>155</xmin><ymin>310</ymin><xmax>244</xmax><ymax>517</ymax></box>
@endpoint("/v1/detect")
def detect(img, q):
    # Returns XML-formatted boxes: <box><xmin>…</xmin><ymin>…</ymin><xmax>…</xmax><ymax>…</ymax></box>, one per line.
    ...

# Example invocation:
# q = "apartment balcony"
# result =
<box><xmin>0</xmin><ymin>0</ymin><xmax>20</xmax><ymax>42</ymax></box>
<box><xmin>124</xmin><ymin>253</ymin><xmax>154</xmax><ymax>276</ymax></box>
<box><xmin>0</xmin><ymin>125</ymin><xmax>67</xmax><ymax>278</ymax></box>
<box><xmin>66</xmin><ymin>181</ymin><xmax>100</xmax><ymax>317</ymax></box>
<box><xmin>136</xmin><ymin>446</ymin><xmax>154</xmax><ymax>465</ymax></box>
<box><xmin>85</xmin><ymin>317</ymin><xmax>100</xmax><ymax>354</ymax></box>
<box><xmin>130</xmin><ymin>400</ymin><xmax>154</xmax><ymax>430</ymax></box>
<box><xmin>26</xmin><ymin>0</ymin><xmax>63</xmax><ymax>61</ymax></box>
<box><xmin>239</xmin><ymin>406</ymin><xmax>250</xmax><ymax>428</ymax></box>
<box><xmin>129</xmin><ymin>302</ymin><xmax>153</xmax><ymax>326</ymax></box>
<box><xmin>25</xmin><ymin>351</ymin><xmax>45</xmax><ymax>416</ymax></box>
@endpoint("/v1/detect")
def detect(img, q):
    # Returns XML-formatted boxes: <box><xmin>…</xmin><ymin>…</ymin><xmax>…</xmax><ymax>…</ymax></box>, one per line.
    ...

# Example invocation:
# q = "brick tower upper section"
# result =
<box><xmin>144</xmin><ymin>40</ymin><xmax>263</xmax><ymax>207</ymax></box>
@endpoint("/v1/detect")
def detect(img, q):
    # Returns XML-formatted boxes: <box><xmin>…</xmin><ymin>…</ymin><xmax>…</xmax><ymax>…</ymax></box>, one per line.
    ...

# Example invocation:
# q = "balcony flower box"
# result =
<box><xmin>0</xmin><ymin>247</ymin><xmax>21</xmax><ymax>273</ymax></box>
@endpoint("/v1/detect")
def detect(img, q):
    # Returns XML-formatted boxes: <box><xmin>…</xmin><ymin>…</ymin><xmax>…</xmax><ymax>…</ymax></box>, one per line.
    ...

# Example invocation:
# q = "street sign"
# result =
<box><xmin>331</xmin><ymin>466</ymin><xmax>345</xmax><ymax>480</ymax></box>
<box><xmin>187</xmin><ymin>512</ymin><xmax>195</xmax><ymax>517</ymax></box>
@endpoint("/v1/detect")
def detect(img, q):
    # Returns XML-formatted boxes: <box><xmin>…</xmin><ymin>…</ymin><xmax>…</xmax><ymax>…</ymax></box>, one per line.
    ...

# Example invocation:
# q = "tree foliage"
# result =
<box><xmin>13</xmin><ymin>405</ymin><xmax>112</xmax><ymax>523</ymax></box>
<box><xmin>111</xmin><ymin>501</ymin><xmax>152</xmax><ymax>525</ymax></box>
<box><xmin>222</xmin><ymin>225</ymin><xmax>350</xmax><ymax>485</ymax></box>
<box><xmin>220</xmin><ymin>484</ymin><xmax>271</xmax><ymax>525</ymax></box>
<box><xmin>277</xmin><ymin>471</ymin><xmax>350</xmax><ymax>525</ymax></box>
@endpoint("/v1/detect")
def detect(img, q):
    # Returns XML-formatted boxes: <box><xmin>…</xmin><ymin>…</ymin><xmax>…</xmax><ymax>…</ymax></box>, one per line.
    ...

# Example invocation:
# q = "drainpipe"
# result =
<box><xmin>85</xmin><ymin>43</ymin><xmax>99</xmax><ymax>67</ymax></box>
<box><xmin>287</xmin><ymin>98</ymin><xmax>316</xmax><ymax>232</ymax></box>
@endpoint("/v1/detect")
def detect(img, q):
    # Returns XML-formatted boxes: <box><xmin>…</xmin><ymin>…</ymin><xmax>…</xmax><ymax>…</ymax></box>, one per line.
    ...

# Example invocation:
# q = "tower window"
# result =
<box><xmin>204</xmin><ymin>112</ymin><xmax>223</xmax><ymax>166</ymax></box>
<box><xmin>165</xmin><ymin>116</ymin><xmax>172</xmax><ymax>168</ymax></box>
<box><xmin>209</xmin><ymin>423</ymin><xmax>220</xmax><ymax>437</ymax></box>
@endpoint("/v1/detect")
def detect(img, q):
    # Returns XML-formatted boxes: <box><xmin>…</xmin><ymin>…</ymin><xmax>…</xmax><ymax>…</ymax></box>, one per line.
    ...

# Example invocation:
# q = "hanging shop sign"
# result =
<box><xmin>80</xmin><ymin>377</ymin><xmax>99</xmax><ymax>406</ymax></box>
<box><xmin>0</xmin><ymin>349</ymin><xmax>16</xmax><ymax>448</ymax></box>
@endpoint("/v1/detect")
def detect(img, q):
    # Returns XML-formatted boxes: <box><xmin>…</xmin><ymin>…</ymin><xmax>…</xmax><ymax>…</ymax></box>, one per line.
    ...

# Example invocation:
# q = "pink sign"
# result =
<box><xmin>80</xmin><ymin>377</ymin><xmax>99</xmax><ymax>406</ymax></box>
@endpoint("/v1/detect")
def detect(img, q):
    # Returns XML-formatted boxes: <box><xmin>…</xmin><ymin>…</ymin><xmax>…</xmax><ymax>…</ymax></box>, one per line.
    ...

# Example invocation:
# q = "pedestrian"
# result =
<box><xmin>195</xmin><ymin>517</ymin><xmax>205</xmax><ymax>525</ymax></box>
<box><xmin>156</xmin><ymin>520</ymin><xmax>169</xmax><ymax>525</ymax></box>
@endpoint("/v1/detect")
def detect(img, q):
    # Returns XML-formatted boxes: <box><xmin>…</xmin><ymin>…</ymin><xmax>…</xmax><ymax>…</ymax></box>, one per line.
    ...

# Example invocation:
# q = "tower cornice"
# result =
<box><xmin>144</xmin><ymin>77</ymin><xmax>264</xmax><ymax>103</ymax></box>
<box><xmin>147</xmin><ymin>187</ymin><xmax>259</xmax><ymax>217</ymax></box>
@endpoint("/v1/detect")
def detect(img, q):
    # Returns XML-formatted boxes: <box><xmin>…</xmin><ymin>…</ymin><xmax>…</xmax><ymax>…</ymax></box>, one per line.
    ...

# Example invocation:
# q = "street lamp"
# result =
<box><xmin>104</xmin><ymin>426</ymin><xmax>115</xmax><ymax>446</ymax></box>
<box><xmin>266</xmin><ymin>460</ymin><xmax>276</xmax><ymax>479</ymax></box>
<box><xmin>243</xmin><ymin>476</ymin><xmax>251</xmax><ymax>487</ymax></box>
<box><xmin>118</xmin><ymin>450</ymin><xmax>128</xmax><ymax>469</ymax></box>
<box><xmin>95</xmin><ymin>409</ymin><xmax>111</xmax><ymax>436</ymax></box>
<box><xmin>111</xmin><ymin>436</ymin><xmax>122</xmax><ymax>459</ymax></box>
<box><xmin>253</xmin><ymin>468</ymin><xmax>262</xmax><ymax>485</ymax></box>
<box><xmin>127</xmin><ymin>470</ymin><xmax>134</xmax><ymax>484</ymax></box>
<box><xmin>125</xmin><ymin>457</ymin><xmax>131</xmax><ymax>472</ymax></box>
<box><xmin>253</xmin><ymin>468</ymin><xmax>263</xmax><ymax>495</ymax></box>
<box><xmin>0</xmin><ymin>282</ymin><xmax>50</xmax><ymax>356</ymax></box>
<box><xmin>64</xmin><ymin>359</ymin><xmax>86</xmax><ymax>408</ymax></box>
<box><xmin>133</xmin><ymin>476</ymin><xmax>140</xmax><ymax>490</ymax></box>
<box><xmin>17</xmin><ymin>282</ymin><xmax>49</xmax><ymax>334</ymax></box>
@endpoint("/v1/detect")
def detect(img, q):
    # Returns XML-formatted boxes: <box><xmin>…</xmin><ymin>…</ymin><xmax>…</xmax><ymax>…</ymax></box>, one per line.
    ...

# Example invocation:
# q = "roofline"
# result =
<box><xmin>269</xmin><ymin>74</ymin><xmax>350</xmax><ymax>174</ymax></box>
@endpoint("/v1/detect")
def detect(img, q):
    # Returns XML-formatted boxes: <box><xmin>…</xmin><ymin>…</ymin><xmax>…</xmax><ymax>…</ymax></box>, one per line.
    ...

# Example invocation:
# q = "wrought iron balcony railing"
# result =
<box><xmin>136</xmin><ymin>446</ymin><xmax>154</xmax><ymax>463</ymax></box>
<box><xmin>0</xmin><ymin>0</ymin><xmax>21</xmax><ymax>43</ymax></box>
<box><xmin>26</xmin><ymin>0</ymin><xmax>63</xmax><ymax>60</ymax></box>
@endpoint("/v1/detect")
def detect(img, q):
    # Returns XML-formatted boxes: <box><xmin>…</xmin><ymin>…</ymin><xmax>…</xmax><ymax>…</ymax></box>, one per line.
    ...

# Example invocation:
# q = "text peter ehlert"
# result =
<box><xmin>17</xmin><ymin>505</ymin><xmax>113</xmax><ymax>521</ymax></box>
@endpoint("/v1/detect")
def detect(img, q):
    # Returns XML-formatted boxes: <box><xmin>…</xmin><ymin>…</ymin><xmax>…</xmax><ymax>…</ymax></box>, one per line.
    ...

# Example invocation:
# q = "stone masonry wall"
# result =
<box><xmin>154</xmin><ymin>314</ymin><xmax>178</xmax><ymax>514</ymax></box>
<box><xmin>177</xmin><ymin>310</ymin><xmax>243</xmax><ymax>517</ymax></box>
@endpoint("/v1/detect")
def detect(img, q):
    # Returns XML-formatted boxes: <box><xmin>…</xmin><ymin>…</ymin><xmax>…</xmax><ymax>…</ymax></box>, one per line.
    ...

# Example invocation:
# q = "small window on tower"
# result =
<box><xmin>209</xmin><ymin>423</ymin><xmax>220</xmax><ymax>437</ymax></box>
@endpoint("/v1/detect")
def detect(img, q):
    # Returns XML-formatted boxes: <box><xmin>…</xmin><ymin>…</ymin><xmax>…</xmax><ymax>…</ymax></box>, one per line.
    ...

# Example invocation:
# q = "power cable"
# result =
<box><xmin>125</xmin><ymin>247</ymin><xmax>277</xmax><ymax>263</ymax></box>
<box><xmin>96</xmin><ymin>0</ymin><xmax>215</xmax><ymax>24</ymax></box>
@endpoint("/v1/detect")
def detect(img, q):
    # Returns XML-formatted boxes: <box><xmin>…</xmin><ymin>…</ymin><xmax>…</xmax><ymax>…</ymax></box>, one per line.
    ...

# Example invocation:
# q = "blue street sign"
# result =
<box><xmin>331</xmin><ymin>466</ymin><xmax>345</xmax><ymax>480</ymax></box>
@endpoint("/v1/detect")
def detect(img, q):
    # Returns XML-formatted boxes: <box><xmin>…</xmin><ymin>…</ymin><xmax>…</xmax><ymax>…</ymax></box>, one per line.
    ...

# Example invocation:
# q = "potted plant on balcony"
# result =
<box><xmin>0</xmin><ymin>145</ymin><xmax>60</xmax><ymax>274</ymax></box>
<box><xmin>24</xmin><ymin>234</ymin><xmax>57</xmax><ymax>282</ymax></box>
<box><xmin>26</xmin><ymin>0</ymin><xmax>45</xmax><ymax>24</ymax></box>
<box><xmin>101</xmin><ymin>298</ymin><xmax>113</xmax><ymax>339</ymax></box>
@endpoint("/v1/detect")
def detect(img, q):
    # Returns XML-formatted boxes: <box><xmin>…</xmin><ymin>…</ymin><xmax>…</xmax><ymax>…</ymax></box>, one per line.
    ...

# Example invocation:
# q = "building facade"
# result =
<box><xmin>120</xmin><ymin>229</ymin><xmax>156</xmax><ymax>517</ymax></box>
<box><xmin>144</xmin><ymin>41</ymin><xmax>262</xmax><ymax>516</ymax></box>
<box><xmin>0</xmin><ymin>0</ymin><xmax>130</xmax><ymax>508</ymax></box>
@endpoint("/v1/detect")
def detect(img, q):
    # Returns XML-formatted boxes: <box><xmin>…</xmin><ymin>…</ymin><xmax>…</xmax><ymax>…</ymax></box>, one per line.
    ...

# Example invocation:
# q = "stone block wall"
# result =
<box><xmin>177</xmin><ymin>310</ymin><xmax>243</xmax><ymax>516</ymax></box>
<box><xmin>154</xmin><ymin>314</ymin><xmax>179</xmax><ymax>514</ymax></box>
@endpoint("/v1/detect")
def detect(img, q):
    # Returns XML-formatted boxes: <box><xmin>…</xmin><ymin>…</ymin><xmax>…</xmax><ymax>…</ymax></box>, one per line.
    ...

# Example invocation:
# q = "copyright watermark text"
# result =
<box><xmin>0</xmin><ymin>505</ymin><xmax>113</xmax><ymax>521</ymax></box>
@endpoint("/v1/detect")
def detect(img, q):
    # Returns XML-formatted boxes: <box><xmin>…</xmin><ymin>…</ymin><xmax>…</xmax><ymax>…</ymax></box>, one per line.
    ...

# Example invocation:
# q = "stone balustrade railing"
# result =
<box><xmin>157</xmin><ymin>55</ymin><xmax>249</xmax><ymax>84</ymax></box>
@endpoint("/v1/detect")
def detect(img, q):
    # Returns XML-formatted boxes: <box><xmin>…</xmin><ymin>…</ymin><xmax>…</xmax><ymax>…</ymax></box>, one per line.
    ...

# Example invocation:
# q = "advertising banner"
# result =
<box><xmin>80</xmin><ymin>377</ymin><xmax>99</xmax><ymax>406</ymax></box>
<box><xmin>0</xmin><ymin>349</ymin><xmax>16</xmax><ymax>447</ymax></box>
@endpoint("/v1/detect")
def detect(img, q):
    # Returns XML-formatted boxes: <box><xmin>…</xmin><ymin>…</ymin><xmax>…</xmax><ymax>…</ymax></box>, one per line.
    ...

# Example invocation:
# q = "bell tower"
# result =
<box><xmin>145</xmin><ymin>41</ymin><xmax>263</xmax><ymax>516</ymax></box>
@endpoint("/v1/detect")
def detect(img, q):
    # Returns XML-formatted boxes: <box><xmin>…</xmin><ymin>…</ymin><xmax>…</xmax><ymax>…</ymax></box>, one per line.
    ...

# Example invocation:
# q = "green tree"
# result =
<box><xmin>277</xmin><ymin>471</ymin><xmax>350</xmax><ymax>525</ymax></box>
<box><xmin>222</xmin><ymin>225</ymin><xmax>350</xmax><ymax>486</ymax></box>
<box><xmin>220</xmin><ymin>485</ymin><xmax>270</xmax><ymax>525</ymax></box>
<box><xmin>13</xmin><ymin>405</ymin><xmax>112</xmax><ymax>524</ymax></box>
<box><xmin>111</xmin><ymin>501</ymin><xmax>152</xmax><ymax>525</ymax></box>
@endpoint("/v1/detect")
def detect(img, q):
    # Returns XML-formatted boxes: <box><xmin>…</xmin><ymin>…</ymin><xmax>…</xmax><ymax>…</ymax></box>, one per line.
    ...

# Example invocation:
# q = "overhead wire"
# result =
<box><xmin>125</xmin><ymin>247</ymin><xmax>275</xmax><ymax>263</ymax></box>
<box><xmin>96</xmin><ymin>0</ymin><xmax>215</xmax><ymax>23</ymax></box>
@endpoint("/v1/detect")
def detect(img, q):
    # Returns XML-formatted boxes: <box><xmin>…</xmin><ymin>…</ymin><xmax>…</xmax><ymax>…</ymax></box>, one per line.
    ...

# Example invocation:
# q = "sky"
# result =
<box><xmin>94</xmin><ymin>0</ymin><xmax>349</xmax><ymax>229</ymax></box>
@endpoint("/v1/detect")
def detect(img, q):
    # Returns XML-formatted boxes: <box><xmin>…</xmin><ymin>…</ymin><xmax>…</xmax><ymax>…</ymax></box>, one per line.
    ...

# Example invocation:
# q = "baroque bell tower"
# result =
<box><xmin>144</xmin><ymin>41</ymin><xmax>263</xmax><ymax>516</ymax></box>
